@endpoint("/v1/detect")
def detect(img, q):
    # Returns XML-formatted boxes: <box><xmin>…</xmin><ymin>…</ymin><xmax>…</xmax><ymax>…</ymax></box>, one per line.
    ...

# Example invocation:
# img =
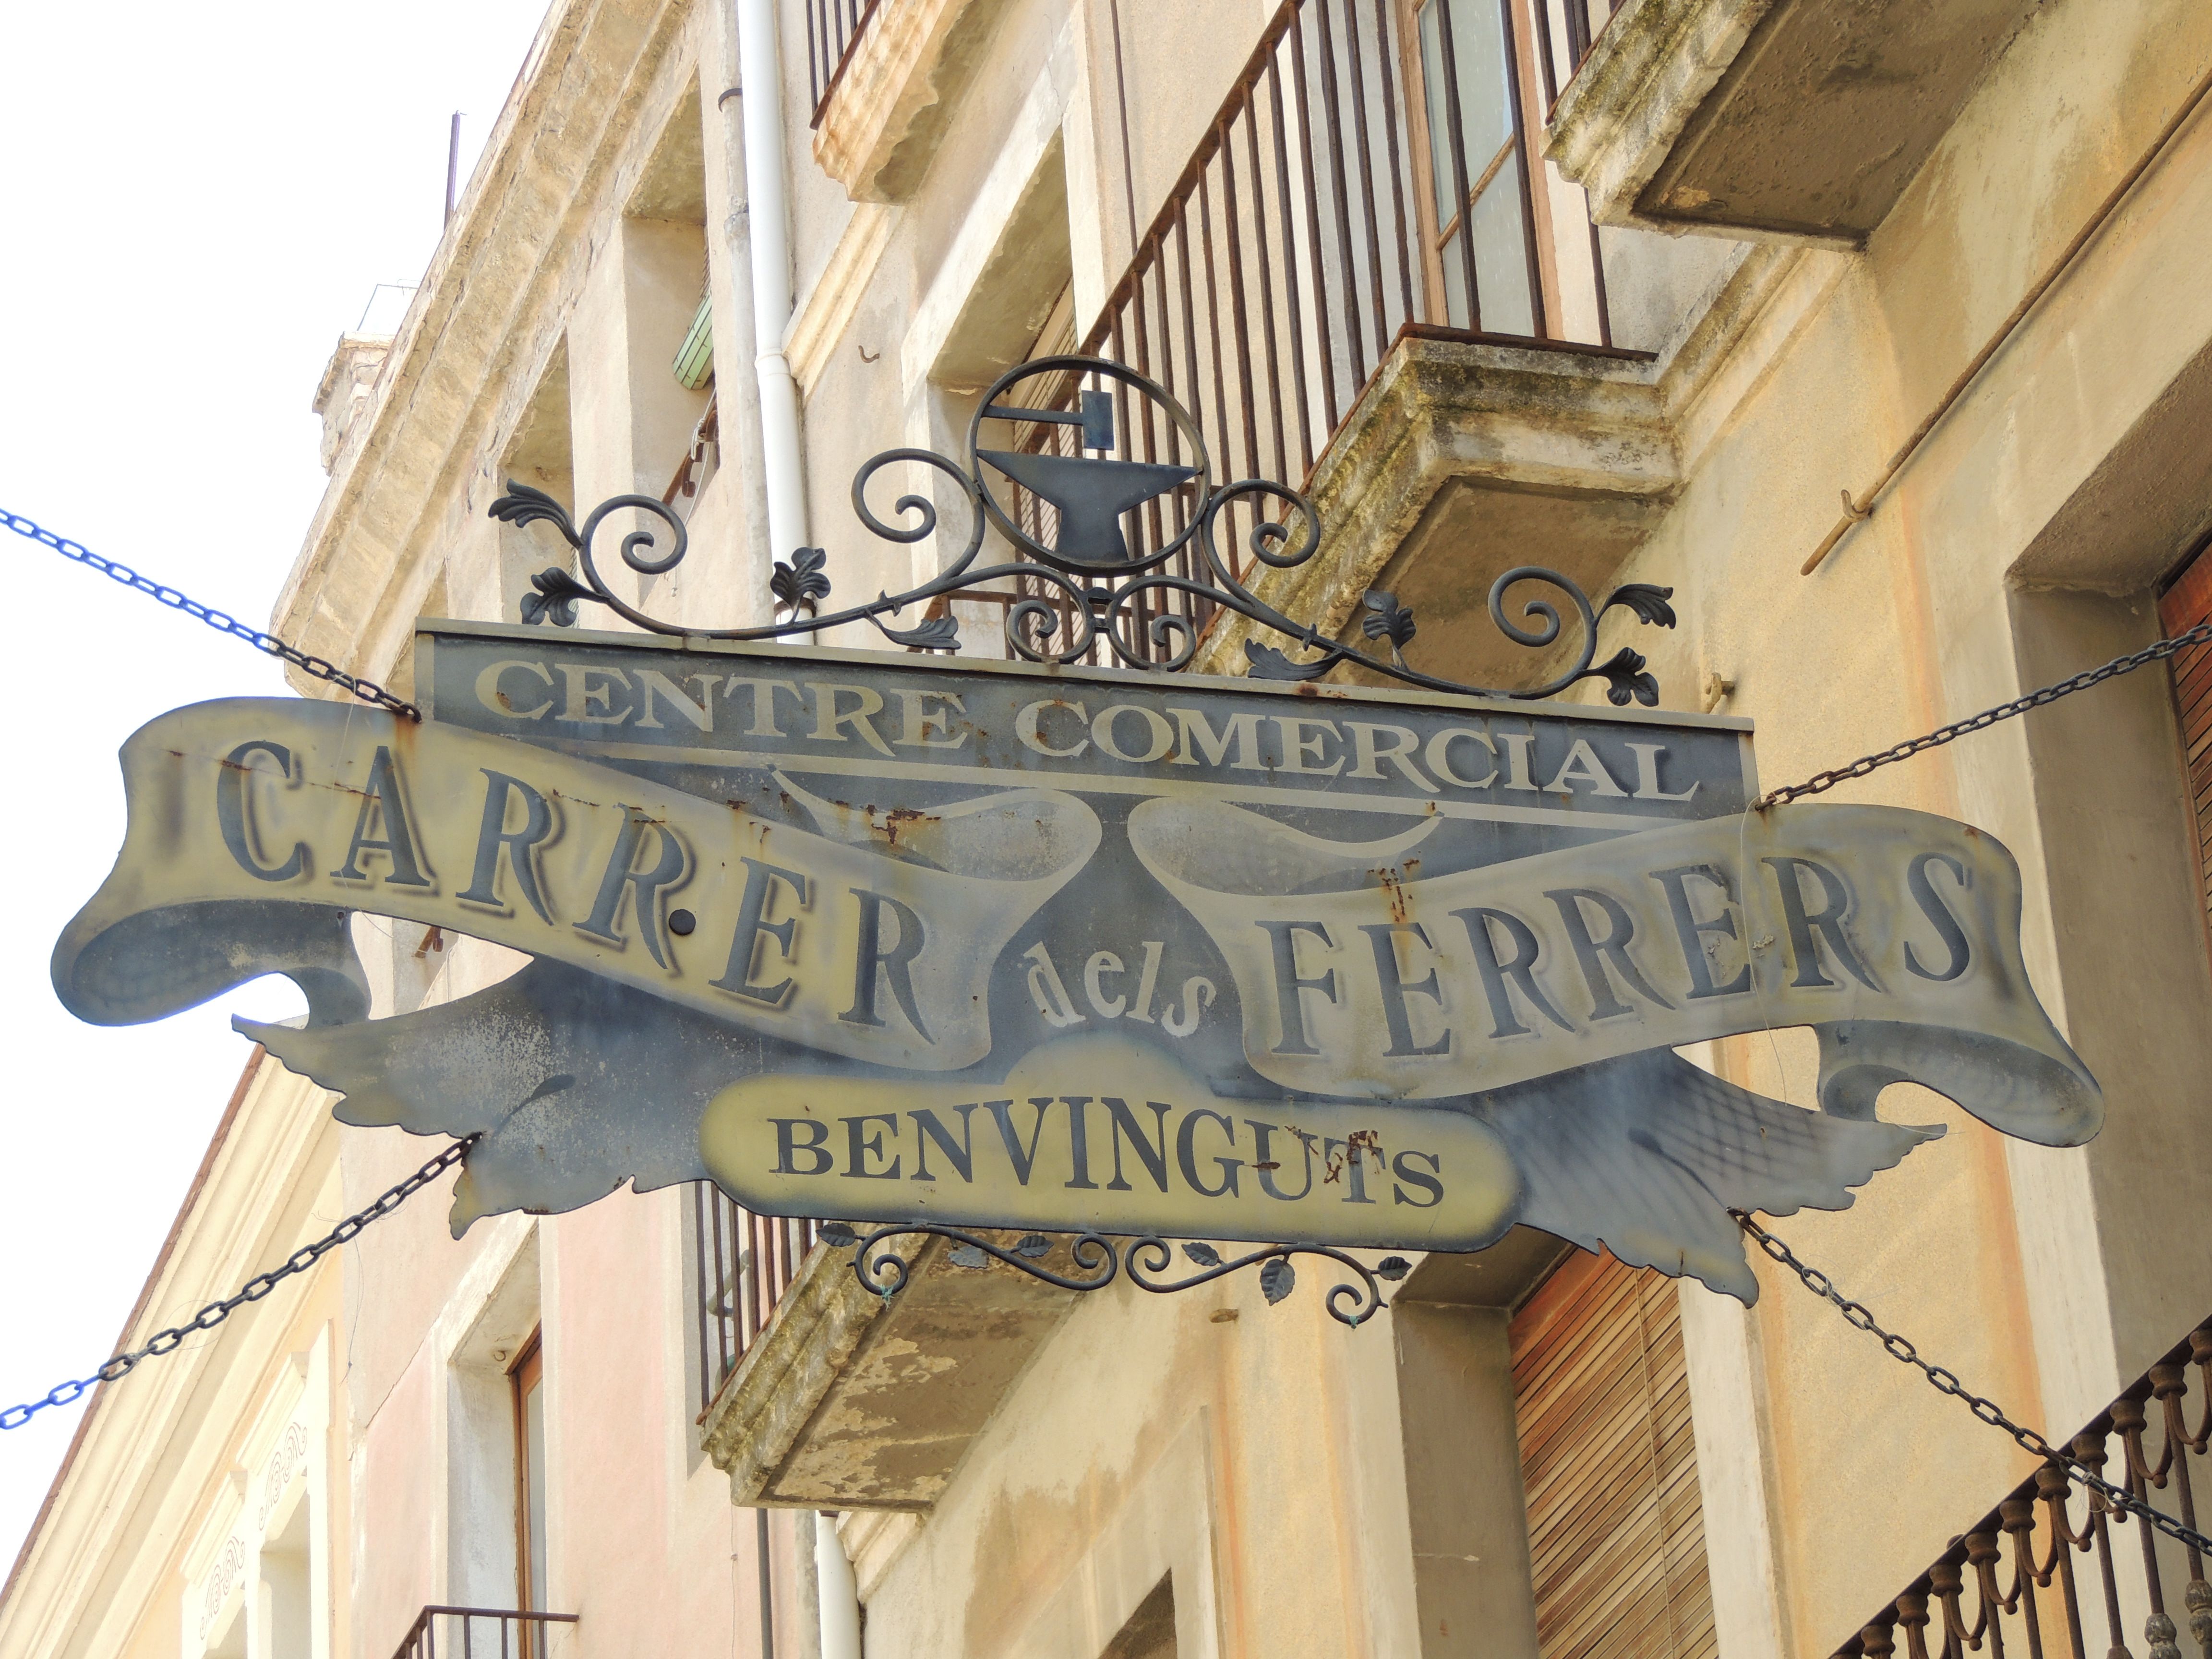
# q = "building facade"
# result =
<box><xmin>8</xmin><ymin>0</ymin><xmax>2212</xmax><ymax>1657</ymax></box>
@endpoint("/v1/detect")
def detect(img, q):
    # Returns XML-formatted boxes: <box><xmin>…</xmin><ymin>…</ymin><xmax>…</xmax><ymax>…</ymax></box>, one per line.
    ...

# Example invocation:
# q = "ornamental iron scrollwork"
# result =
<box><xmin>491</xmin><ymin>354</ymin><xmax>1677</xmax><ymax>704</ymax></box>
<box><xmin>817</xmin><ymin>1221</ymin><xmax>1411</xmax><ymax>1328</ymax></box>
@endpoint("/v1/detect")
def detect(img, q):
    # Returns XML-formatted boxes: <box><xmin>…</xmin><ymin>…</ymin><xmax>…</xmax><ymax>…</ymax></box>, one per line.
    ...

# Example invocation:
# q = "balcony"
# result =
<box><xmin>1546</xmin><ymin>0</ymin><xmax>2043</xmax><ymax>246</ymax></box>
<box><xmin>1833</xmin><ymin>1316</ymin><xmax>2212</xmax><ymax>1659</ymax></box>
<box><xmin>962</xmin><ymin>0</ymin><xmax>1687</xmax><ymax>683</ymax></box>
<box><xmin>805</xmin><ymin>0</ymin><xmax>1006</xmax><ymax>202</ymax></box>
<box><xmin>698</xmin><ymin>1217</ymin><xmax>1082</xmax><ymax>1512</ymax></box>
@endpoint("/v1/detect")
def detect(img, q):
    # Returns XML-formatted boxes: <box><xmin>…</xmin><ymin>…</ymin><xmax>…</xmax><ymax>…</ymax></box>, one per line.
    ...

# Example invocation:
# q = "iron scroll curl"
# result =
<box><xmin>493</xmin><ymin>353</ymin><xmax>1678</xmax><ymax>703</ymax></box>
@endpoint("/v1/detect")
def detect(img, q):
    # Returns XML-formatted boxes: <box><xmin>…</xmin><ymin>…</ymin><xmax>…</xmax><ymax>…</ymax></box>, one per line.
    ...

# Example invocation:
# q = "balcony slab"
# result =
<box><xmin>813</xmin><ymin>0</ymin><xmax>1010</xmax><ymax>202</ymax></box>
<box><xmin>1194</xmin><ymin>331</ymin><xmax>1675</xmax><ymax>689</ymax></box>
<box><xmin>1546</xmin><ymin>0</ymin><xmax>2040</xmax><ymax>246</ymax></box>
<box><xmin>700</xmin><ymin>1230</ymin><xmax>1079</xmax><ymax>1512</ymax></box>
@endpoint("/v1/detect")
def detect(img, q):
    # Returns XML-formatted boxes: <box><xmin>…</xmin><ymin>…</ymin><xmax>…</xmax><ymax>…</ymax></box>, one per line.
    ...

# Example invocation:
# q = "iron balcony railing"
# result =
<box><xmin>1077</xmin><ymin>0</ymin><xmax>1632</xmax><ymax>490</ymax></box>
<box><xmin>1533</xmin><ymin>0</ymin><xmax>1625</xmax><ymax>105</ymax></box>
<box><xmin>804</xmin><ymin>0</ymin><xmax>883</xmax><ymax>125</ymax></box>
<box><xmin>968</xmin><ymin>0</ymin><xmax>1647</xmax><ymax>669</ymax></box>
<box><xmin>388</xmin><ymin>1606</ymin><xmax>577</xmax><ymax>1659</ymax></box>
<box><xmin>1833</xmin><ymin>1318</ymin><xmax>2212</xmax><ymax>1659</ymax></box>
<box><xmin>694</xmin><ymin>1182</ymin><xmax>820</xmax><ymax>1411</ymax></box>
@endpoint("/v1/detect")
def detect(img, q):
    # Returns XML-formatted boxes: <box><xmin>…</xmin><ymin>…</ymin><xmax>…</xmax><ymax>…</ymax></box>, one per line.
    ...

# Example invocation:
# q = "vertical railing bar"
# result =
<box><xmin>749</xmin><ymin>1209</ymin><xmax>768</xmax><ymax>1349</ymax></box>
<box><xmin>1148</xmin><ymin>251</ymin><xmax>1178</xmax><ymax>467</ymax></box>
<box><xmin>2048</xmin><ymin>1479</ymin><xmax>2090</xmax><ymax>1659</ymax></box>
<box><xmin>2163</xmin><ymin>1381</ymin><xmax>2208</xmax><ymax>1585</ymax></box>
<box><xmin>805</xmin><ymin>1</ymin><xmax>819</xmax><ymax>113</ymax></box>
<box><xmin>1154</xmin><ymin>252</ymin><xmax>1198</xmax><ymax>615</ymax></box>
<box><xmin>1495</xmin><ymin>0</ymin><xmax>1550</xmax><ymax>337</ymax></box>
<box><xmin>772</xmin><ymin>1211</ymin><xmax>790</xmax><ymax>1320</ymax></box>
<box><xmin>741</xmin><ymin>1202</ymin><xmax>757</xmax><ymax>1359</ymax></box>
<box><xmin>1532</xmin><ymin>0</ymin><xmax>1561</xmax><ymax>108</ymax></box>
<box><xmin>1175</xmin><ymin>213</ymin><xmax>1205</xmax><ymax>446</ymax></box>
<box><xmin>1587</xmin><ymin>213</ymin><xmax>1614</xmax><ymax>347</ymax></box>
<box><xmin>717</xmin><ymin>1190</ymin><xmax>733</xmax><ymax>1387</ymax></box>
<box><xmin>1371</xmin><ymin>0</ymin><xmax>1419</xmax><ymax>334</ymax></box>
<box><xmin>2090</xmin><ymin>1496</ymin><xmax>2130</xmax><ymax>1659</ymax></box>
<box><xmin>1431</xmin><ymin>0</ymin><xmax>1484</xmax><ymax>331</ymax></box>
<box><xmin>1124</xmin><ymin>292</ymin><xmax>1169</xmax><ymax>577</ymax></box>
<box><xmin>1287</xmin><ymin>12</ymin><xmax>1339</xmax><ymax>421</ymax></box>
<box><xmin>1197</xmin><ymin>168</ymin><xmax>1231</xmax><ymax>492</ymax></box>
<box><xmin>1242</xmin><ymin>86</ymin><xmax>1289</xmax><ymax>486</ymax></box>
<box><xmin>1265</xmin><ymin>54</ymin><xmax>1315</xmax><ymax>475</ymax></box>
<box><xmin>2006</xmin><ymin>1501</ymin><xmax>2048</xmax><ymax>1659</ymax></box>
<box><xmin>1217</xmin><ymin>118</ymin><xmax>1262</xmax><ymax>483</ymax></box>
<box><xmin>693</xmin><ymin>1184</ymin><xmax>711</xmax><ymax>1408</ymax></box>
<box><xmin>2130</xmin><ymin>1458</ymin><xmax>2171</xmax><ymax>1656</ymax></box>
<box><xmin>717</xmin><ymin>1190</ymin><xmax>737</xmax><ymax>1384</ymax></box>
<box><xmin>1310</xmin><ymin>0</ymin><xmax>1367</xmax><ymax>391</ymax></box>
<box><xmin>1337</xmin><ymin>0</ymin><xmax>1391</xmax><ymax>371</ymax></box>
<box><xmin>735</xmin><ymin>1206</ymin><xmax>751</xmax><ymax>1354</ymax></box>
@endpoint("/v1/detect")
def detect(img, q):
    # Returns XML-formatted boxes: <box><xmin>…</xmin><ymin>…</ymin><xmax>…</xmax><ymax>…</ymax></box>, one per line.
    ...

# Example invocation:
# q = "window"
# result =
<box><xmin>510</xmin><ymin>1333</ymin><xmax>548</xmax><ymax>1618</ymax></box>
<box><xmin>1415</xmin><ymin>0</ymin><xmax>1541</xmax><ymax>337</ymax></box>
<box><xmin>1510</xmin><ymin>1251</ymin><xmax>1716</xmax><ymax>1659</ymax></box>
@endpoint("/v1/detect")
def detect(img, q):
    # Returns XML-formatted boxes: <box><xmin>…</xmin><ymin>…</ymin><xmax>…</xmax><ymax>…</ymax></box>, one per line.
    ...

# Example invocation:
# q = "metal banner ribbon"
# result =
<box><xmin>1126</xmin><ymin>796</ymin><xmax>2097</xmax><ymax>1140</ymax></box>
<box><xmin>52</xmin><ymin>630</ymin><xmax>2102</xmax><ymax>1300</ymax></box>
<box><xmin>53</xmin><ymin>698</ymin><xmax>1099</xmax><ymax>1070</ymax></box>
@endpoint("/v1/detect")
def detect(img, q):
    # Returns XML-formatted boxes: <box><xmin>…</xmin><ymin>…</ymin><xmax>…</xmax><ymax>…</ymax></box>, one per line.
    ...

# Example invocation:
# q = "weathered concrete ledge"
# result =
<box><xmin>1194</xmin><ymin>332</ymin><xmax>1675</xmax><ymax>685</ymax></box>
<box><xmin>1547</xmin><ymin>0</ymin><xmax>2039</xmax><ymax>245</ymax></box>
<box><xmin>813</xmin><ymin>0</ymin><xmax>1011</xmax><ymax>203</ymax></box>
<box><xmin>700</xmin><ymin>1230</ymin><xmax>1080</xmax><ymax>1511</ymax></box>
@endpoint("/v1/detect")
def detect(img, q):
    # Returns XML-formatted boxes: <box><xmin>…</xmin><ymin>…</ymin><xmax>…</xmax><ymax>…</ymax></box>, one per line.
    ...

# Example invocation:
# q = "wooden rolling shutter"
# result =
<box><xmin>1510</xmin><ymin>1251</ymin><xmax>1718</xmax><ymax>1659</ymax></box>
<box><xmin>2161</xmin><ymin>539</ymin><xmax>2212</xmax><ymax>934</ymax></box>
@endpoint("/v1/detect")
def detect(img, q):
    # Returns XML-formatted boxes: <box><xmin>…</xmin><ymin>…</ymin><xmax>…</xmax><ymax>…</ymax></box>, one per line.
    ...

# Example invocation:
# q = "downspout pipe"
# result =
<box><xmin>734</xmin><ymin>0</ymin><xmax>808</xmax><ymax>561</ymax></box>
<box><xmin>815</xmin><ymin>1511</ymin><xmax>862</xmax><ymax>1659</ymax></box>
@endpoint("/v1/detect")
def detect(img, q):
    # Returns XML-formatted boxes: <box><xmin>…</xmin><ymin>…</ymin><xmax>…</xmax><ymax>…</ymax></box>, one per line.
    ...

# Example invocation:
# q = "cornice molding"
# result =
<box><xmin>271</xmin><ymin>0</ymin><xmax>697</xmax><ymax>694</ymax></box>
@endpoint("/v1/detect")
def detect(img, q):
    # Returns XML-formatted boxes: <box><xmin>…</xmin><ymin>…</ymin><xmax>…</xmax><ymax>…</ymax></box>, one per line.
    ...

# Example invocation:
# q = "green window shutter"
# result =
<box><xmin>673</xmin><ymin>293</ymin><xmax>714</xmax><ymax>390</ymax></box>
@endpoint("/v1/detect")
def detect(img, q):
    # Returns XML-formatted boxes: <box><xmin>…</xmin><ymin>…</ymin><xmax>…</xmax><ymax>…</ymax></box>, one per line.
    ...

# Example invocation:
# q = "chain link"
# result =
<box><xmin>1</xmin><ymin>506</ymin><xmax>422</xmax><ymax>721</ymax></box>
<box><xmin>0</xmin><ymin>1138</ymin><xmax>472</xmax><ymax>1431</ymax></box>
<box><xmin>1734</xmin><ymin>1210</ymin><xmax>2212</xmax><ymax>1553</ymax></box>
<box><xmin>1756</xmin><ymin>617</ymin><xmax>2212</xmax><ymax>808</ymax></box>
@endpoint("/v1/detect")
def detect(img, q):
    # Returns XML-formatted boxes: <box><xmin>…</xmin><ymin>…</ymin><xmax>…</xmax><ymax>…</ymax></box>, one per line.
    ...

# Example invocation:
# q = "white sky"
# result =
<box><xmin>0</xmin><ymin>0</ymin><xmax>551</xmax><ymax>1576</ymax></box>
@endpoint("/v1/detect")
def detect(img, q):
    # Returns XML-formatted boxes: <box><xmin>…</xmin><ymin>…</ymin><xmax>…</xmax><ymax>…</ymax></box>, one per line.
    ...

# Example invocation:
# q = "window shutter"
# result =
<box><xmin>1510</xmin><ymin>1251</ymin><xmax>1718</xmax><ymax>1659</ymax></box>
<box><xmin>2160</xmin><ymin>538</ymin><xmax>2212</xmax><ymax>933</ymax></box>
<box><xmin>672</xmin><ymin>292</ymin><xmax>714</xmax><ymax>390</ymax></box>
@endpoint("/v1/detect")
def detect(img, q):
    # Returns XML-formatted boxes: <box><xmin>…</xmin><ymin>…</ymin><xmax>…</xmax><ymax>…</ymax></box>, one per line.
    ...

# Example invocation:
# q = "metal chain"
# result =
<box><xmin>0</xmin><ymin>1138</ymin><xmax>473</xmax><ymax>1431</ymax></box>
<box><xmin>1757</xmin><ymin>616</ymin><xmax>2212</xmax><ymax>808</ymax></box>
<box><xmin>1735</xmin><ymin>1210</ymin><xmax>2212</xmax><ymax>1553</ymax></box>
<box><xmin>1</xmin><ymin>506</ymin><xmax>421</xmax><ymax>721</ymax></box>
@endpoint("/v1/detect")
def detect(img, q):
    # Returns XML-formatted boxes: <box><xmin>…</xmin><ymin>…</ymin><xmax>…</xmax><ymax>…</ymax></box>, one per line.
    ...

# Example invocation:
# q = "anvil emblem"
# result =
<box><xmin>976</xmin><ymin>449</ymin><xmax>1199</xmax><ymax>565</ymax></box>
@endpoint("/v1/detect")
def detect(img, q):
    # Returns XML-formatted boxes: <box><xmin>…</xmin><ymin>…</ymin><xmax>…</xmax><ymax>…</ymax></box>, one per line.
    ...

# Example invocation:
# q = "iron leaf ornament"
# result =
<box><xmin>487</xmin><ymin>354</ymin><xmax>1679</xmax><ymax>705</ymax></box>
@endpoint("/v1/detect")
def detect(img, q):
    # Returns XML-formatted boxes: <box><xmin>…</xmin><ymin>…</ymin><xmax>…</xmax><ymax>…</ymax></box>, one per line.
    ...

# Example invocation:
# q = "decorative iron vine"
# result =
<box><xmin>492</xmin><ymin>354</ymin><xmax>1678</xmax><ymax>704</ymax></box>
<box><xmin>817</xmin><ymin>1221</ymin><xmax>1410</xmax><ymax>1328</ymax></box>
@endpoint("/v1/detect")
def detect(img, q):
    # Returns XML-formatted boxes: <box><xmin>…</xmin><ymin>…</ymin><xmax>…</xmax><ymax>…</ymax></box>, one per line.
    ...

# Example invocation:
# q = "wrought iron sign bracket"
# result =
<box><xmin>492</xmin><ymin>354</ymin><xmax>1679</xmax><ymax>705</ymax></box>
<box><xmin>818</xmin><ymin>1221</ymin><xmax>1412</xmax><ymax>1328</ymax></box>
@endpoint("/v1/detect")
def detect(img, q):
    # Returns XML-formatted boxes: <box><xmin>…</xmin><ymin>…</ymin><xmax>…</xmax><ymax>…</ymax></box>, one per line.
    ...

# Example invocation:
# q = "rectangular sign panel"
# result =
<box><xmin>55</xmin><ymin>624</ymin><xmax>2096</xmax><ymax>1300</ymax></box>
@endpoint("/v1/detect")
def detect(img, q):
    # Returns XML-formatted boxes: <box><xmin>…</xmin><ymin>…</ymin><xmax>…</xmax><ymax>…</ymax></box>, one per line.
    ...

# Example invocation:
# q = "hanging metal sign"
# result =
<box><xmin>55</xmin><ymin>625</ymin><xmax>2098</xmax><ymax>1303</ymax></box>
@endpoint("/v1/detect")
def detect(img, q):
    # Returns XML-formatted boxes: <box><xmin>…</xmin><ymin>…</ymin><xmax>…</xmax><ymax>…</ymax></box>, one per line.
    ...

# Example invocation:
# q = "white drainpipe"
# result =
<box><xmin>734</xmin><ymin>0</ymin><xmax>808</xmax><ymax>561</ymax></box>
<box><xmin>815</xmin><ymin>1511</ymin><xmax>863</xmax><ymax>1659</ymax></box>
